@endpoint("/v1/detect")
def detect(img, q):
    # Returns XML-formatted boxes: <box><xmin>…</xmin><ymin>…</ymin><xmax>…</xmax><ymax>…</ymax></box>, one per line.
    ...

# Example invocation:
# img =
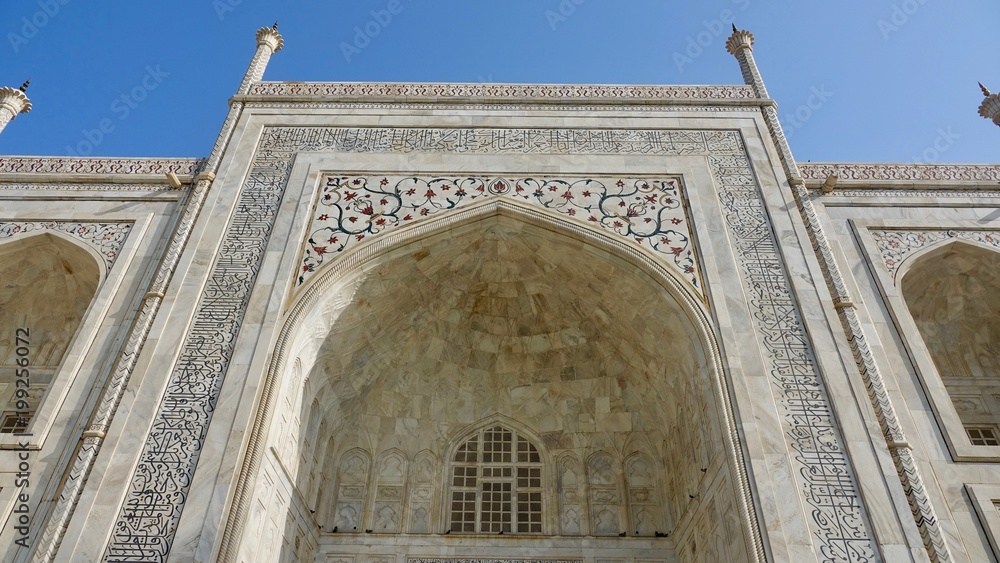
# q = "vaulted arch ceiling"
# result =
<box><xmin>306</xmin><ymin>214</ymin><xmax>720</xmax><ymax>495</ymax></box>
<box><xmin>903</xmin><ymin>241</ymin><xmax>1000</xmax><ymax>381</ymax></box>
<box><xmin>0</xmin><ymin>233</ymin><xmax>100</xmax><ymax>372</ymax></box>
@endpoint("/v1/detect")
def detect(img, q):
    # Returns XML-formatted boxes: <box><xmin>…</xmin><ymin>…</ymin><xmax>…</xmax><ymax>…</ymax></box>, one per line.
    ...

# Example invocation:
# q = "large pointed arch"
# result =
<box><xmin>219</xmin><ymin>197</ymin><xmax>764</xmax><ymax>562</ymax></box>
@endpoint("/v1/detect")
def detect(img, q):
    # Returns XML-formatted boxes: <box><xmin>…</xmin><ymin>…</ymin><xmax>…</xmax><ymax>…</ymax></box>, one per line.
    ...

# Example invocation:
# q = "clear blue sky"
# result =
<box><xmin>1</xmin><ymin>1</ymin><xmax>997</xmax><ymax>163</ymax></box>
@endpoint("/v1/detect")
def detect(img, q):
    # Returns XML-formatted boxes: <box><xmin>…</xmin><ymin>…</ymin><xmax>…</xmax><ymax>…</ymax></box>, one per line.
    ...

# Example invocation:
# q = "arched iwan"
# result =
<box><xmin>217</xmin><ymin>198</ymin><xmax>765</xmax><ymax>563</ymax></box>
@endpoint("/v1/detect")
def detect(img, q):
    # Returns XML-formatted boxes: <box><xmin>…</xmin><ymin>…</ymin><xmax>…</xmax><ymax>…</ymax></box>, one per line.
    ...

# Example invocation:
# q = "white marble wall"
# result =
<box><xmin>0</xmin><ymin>182</ymin><xmax>187</xmax><ymax>562</ymax></box>
<box><xmin>8</xmin><ymin>94</ymin><xmax>996</xmax><ymax>563</ymax></box>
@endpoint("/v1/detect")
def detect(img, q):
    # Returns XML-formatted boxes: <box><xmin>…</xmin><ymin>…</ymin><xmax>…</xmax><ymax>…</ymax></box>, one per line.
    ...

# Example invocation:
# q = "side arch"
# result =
<box><xmin>901</xmin><ymin>239</ymin><xmax>1000</xmax><ymax>442</ymax></box>
<box><xmin>0</xmin><ymin>232</ymin><xmax>101</xmax><ymax>432</ymax></box>
<box><xmin>895</xmin><ymin>235</ymin><xmax>1000</xmax><ymax>287</ymax></box>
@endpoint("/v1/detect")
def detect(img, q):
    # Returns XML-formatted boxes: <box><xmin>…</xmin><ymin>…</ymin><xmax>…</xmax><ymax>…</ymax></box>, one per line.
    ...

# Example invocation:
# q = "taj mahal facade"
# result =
<box><xmin>1</xmin><ymin>23</ymin><xmax>1000</xmax><ymax>563</ymax></box>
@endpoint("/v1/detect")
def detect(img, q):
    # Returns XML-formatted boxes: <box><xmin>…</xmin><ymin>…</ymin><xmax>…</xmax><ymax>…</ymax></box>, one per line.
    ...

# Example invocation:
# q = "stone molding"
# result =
<box><xmin>800</xmin><ymin>163</ymin><xmax>1000</xmax><ymax>183</ymax></box>
<box><xmin>0</xmin><ymin>221</ymin><xmax>133</xmax><ymax>270</ymax></box>
<box><xmin>245</xmin><ymin>82</ymin><xmax>757</xmax><ymax>102</ymax></box>
<box><xmin>241</xmin><ymin>100</ymin><xmax>755</xmax><ymax>113</ymax></box>
<box><xmin>0</xmin><ymin>182</ymin><xmax>181</xmax><ymax>192</ymax></box>
<box><xmin>0</xmin><ymin>157</ymin><xmax>203</xmax><ymax>176</ymax></box>
<box><xmin>408</xmin><ymin>559</ymin><xmax>582</xmax><ymax>563</ymax></box>
<box><xmin>870</xmin><ymin>229</ymin><xmax>1000</xmax><ymax>280</ymax></box>
<box><xmin>810</xmin><ymin>188</ymin><xmax>1000</xmax><ymax>198</ymax></box>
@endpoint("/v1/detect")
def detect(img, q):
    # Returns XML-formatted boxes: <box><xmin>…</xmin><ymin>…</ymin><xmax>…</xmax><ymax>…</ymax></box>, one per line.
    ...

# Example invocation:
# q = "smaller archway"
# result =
<box><xmin>902</xmin><ymin>241</ymin><xmax>1000</xmax><ymax>445</ymax></box>
<box><xmin>0</xmin><ymin>233</ymin><xmax>99</xmax><ymax>432</ymax></box>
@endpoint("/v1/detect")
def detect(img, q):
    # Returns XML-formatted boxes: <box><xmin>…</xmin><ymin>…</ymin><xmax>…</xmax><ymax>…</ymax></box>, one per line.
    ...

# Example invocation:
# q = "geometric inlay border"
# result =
<box><xmin>0</xmin><ymin>221</ymin><xmax>133</xmax><ymax>270</ymax></box>
<box><xmin>104</xmin><ymin>125</ymin><xmax>873</xmax><ymax>561</ymax></box>
<box><xmin>871</xmin><ymin>229</ymin><xmax>1000</xmax><ymax>279</ymax></box>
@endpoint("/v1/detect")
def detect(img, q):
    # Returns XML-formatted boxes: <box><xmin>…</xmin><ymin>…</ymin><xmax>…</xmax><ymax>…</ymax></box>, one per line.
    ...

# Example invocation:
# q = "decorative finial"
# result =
<box><xmin>255</xmin><ymin>22</ymin><xmax>284</xmax><ymax>52</ymax></box>
<box><xmin>725</xmin><ymin>25</ymin><xmax>755</xmax><ymax>55</ymax></box>
<box><xmin>19</xmin><ymin>78</ymin><xmax>30</xmax><ymax>93</ymax></box>
<box><xmin>979</xmin><ymin>82</ymin><xmax>1000</xmax><ymax>127</ymax></box>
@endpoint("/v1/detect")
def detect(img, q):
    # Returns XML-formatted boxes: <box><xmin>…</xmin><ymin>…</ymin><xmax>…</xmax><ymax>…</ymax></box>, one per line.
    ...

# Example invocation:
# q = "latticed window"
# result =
<box><xmin>450</xmin><ymin>425</ymin><xmax>543</xmax><ymax>533</ymax></box>
<box><xmin>967</xmin><ymin>425</ymin><xmax>1000</xmax><ymax>446</ymax></box>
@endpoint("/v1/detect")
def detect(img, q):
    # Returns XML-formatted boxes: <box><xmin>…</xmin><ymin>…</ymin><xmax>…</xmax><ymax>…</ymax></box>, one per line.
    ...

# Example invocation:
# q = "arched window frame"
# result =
<box><xmin>0</xmin><ymin>231</ymin><xmax>111</xmax><ymax>448</ymax></box>
<box><xmin>447</xmin><ymin>423</ymin><xmax>545</xmax><ymax>534</ymax></box>
<box><xmin>861</xmin><ymin>227</ymin><xmax>1000</xmax><ymax>462</ymax></box>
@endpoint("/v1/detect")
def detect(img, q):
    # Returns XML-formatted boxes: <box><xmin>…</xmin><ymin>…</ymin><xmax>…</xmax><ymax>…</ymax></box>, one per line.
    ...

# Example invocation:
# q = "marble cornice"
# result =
<box><xmin>800</xmin><ymin>162</ymin><xmax>1000</xmax><ymax>187</ymax></box>
<box><xmin>240</xmin><ymin>81</ymin><xmax>760</xmax><ymax>106</ymax></box>
<box><xmin>0</xmin><ymin>156</ymin><xmax>203</xmax><ymax>187</ymax></box>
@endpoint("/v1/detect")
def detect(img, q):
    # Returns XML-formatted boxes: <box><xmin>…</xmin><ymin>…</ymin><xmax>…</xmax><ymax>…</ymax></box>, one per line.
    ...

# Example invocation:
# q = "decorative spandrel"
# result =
<box><xmin>297</xmin><ymin>175</ymin><xmax>699</xmax><ymax>295</ymax></box>
<box><xmin>871</xmin><ymin>229</ymin><xmax>1000</xmax><ymax>279</ymax></box>
<box><xmin>0</xmin><ymin>221</ymin><xmax>133</xmax><ymax>270</ymax></box>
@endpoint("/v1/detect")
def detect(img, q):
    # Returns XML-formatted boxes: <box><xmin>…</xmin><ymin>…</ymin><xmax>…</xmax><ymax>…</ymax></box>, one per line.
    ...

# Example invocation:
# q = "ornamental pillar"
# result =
<box><xmin>0</xmin><ymin>79</ymin><xmax>31</xmax><ymax>135</ymax></box>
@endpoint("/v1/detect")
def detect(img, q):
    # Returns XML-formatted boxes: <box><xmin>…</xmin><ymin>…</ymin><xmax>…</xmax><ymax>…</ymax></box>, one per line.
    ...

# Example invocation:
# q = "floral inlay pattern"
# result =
<box><xmin>871</xmin><ymin>229</ymin><xmax>1000</xmax><ymax>279</ymax></box>
<box><xmin>299</xmin><ymin>175</ymin><xmax>698</xmax><ymax>290</ymax></box>
<box><xmin>0</xmin><ymin>221</ymin><xmax>133</xmax><ymax>270</ymax></box>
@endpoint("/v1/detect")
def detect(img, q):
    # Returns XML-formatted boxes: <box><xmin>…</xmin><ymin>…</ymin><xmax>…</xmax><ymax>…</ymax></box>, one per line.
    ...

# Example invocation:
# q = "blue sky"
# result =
<box><xmin>1</xmin><ymin>1</ymin><xmax>997</xmax><ymax>163</ymax></box>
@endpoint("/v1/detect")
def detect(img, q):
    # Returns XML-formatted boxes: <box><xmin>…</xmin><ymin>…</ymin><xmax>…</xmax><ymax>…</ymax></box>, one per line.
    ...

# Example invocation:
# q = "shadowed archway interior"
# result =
<box><xmin>903</xmin><ymin>242</ymin><xmax>1000</xmax><ymax>443</ymax></box>
<box><xmin>0</xmin><ymin>233</ymin><xmax>99</xmax><ymax>431</ymax></box>
<box><xmin>251</xmin><ymin>213</ymin><xmax>751</xmax><ymax>562</ymax></box>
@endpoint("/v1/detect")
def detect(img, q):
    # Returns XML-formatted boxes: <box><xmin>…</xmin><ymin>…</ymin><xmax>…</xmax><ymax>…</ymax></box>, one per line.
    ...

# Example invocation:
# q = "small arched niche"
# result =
<box><xmin>241</xmin><ymin>209</ymin><xmax>757</xmax><ymax>562</ymax></box>
<box><xmin>902</xmin><ymin>241</ymin><xmax>1000</xmax><ymax>446</ymax></box>
<box><xmin>0</xmin><ymin>233</ymin><xmax>100</xmax><ymax>432</ymax></box>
